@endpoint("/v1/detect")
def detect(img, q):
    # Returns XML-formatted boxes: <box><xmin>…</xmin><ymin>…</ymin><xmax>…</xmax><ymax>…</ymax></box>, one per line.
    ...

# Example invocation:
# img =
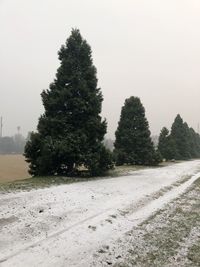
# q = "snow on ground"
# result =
<box><xmin>0</xmin><ymin>160</ymin><xmax>200</xmax><ymax>267</ymax></box>
<box><xmin>97</xmin><ymin>177</ymin><xmax>200</xmax><ymax>267</ymax></box>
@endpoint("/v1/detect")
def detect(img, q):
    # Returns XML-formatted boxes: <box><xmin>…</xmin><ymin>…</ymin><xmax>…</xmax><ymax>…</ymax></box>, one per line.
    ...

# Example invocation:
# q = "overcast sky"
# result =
<box><xmin>1</xmin><ymin>0</ymin><xmax>200</xmax><ymax>138</ymax></box>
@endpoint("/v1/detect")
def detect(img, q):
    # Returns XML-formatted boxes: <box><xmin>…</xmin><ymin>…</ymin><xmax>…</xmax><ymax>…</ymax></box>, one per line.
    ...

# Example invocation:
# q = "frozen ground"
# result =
<box><xmin>0</xmin><ymin>160</ymin><xmax>200</xmax><ymax>267</ymax></box>
<box><xmin>96</xmin><ymin>175</ymin><xmax>200</xmax><ymax>267</ymax></box>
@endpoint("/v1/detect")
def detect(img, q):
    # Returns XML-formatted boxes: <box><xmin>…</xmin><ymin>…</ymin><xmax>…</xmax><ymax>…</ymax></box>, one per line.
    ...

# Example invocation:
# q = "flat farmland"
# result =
<box><xmin>0</xmin><ymin>155</ymin><xmax>30</xmax><ymax>183</ymax></box>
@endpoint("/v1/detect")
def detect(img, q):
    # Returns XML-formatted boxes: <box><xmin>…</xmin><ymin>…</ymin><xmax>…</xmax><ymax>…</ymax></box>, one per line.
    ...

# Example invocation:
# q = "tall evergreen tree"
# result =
<box><xmin>158</xmin><ymin>127</ymin><xmax>169</xmax><ymax>159</ymax></box>
<box><xmin>114</xmin><ymin>96</ymin><xmax>160</xmax><ymax>165</ymax></box>
<box><xmin>158</xmin><ymin>127</ymin><xmax>179</xmax><ymax>160</ymax></box>
<box><xmin>188</xmin><ymin>127</ymin><xmax>199</xmax><ymax>158</ymax></box>
<box><xmin>170</xmin><ymin>114</ymin><xmax>191</xmax><ymax>160</ymax></box>
<box><xmin>192</xmin><ymin>130</ymin><xmax>200</xmax><ymax>157</ymax></box>
<box><xmin>182</xmin><ymin>122</ymin><xmax>198</xmax><ymax>158</ymax></box>
<box><xmin>25</xmin><ymin>29</ymin><xmax>113</xmax><ymax>176</ymax></box>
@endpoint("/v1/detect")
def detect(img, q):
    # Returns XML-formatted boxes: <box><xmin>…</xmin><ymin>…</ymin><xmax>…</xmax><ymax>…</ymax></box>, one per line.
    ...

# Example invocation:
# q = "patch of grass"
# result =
<box><xmin>0</xmin><ymin>160</ymin><xmax>187</xmax><ymax>193</ymax></box>
<box><xmin>113</xmin><ymin>178</ymin><xmax>200</xmax><ymax>267</ymax></box>
<box><xmin>0</xmin><ymin>175</ymin><xmax>100</xmax><ymax>193</ymax></box>
<box><xmin>0</xmin><ymin>164</ymin><xmax>152</xmax><ymax>193</ymax></box>
<box><xmin>107</xmin><ymin>165</ymin><xmax>149</xmax><ymax>177</ymax></box>
<box><xmin>187</xmin><ymin>243</ymin><xmax>200</xmax><ymax>265</ymax></box>
<box><xmin>107</xmin><ymin>162</ymin><xmax>171</xmax><ymax>177</ymax></box>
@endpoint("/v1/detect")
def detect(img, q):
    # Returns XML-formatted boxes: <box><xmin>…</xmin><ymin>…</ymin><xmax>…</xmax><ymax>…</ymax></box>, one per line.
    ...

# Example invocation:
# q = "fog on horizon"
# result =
<box><xmin>1</xmin><ymin>0</ymin><xmax>200</xmax><ymax>139</ymax></box>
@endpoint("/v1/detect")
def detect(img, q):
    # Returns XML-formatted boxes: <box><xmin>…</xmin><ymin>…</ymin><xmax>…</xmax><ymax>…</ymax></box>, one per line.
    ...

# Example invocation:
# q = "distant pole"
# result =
<box><xmin>0</xmin><ymin>116</ymin><xmax>2</xmax><ymax>138</ymax></box>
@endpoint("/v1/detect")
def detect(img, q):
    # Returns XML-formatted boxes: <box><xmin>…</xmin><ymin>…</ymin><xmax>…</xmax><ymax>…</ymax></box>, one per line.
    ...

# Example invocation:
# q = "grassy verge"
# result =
<box><xmin>0</xmin><ymin>161</ymin><xmax>180</xmax><ymax>193</ymax></box>
<box><xmin>104</xmin><ymin>178</ymin><xmax>200</xmax><ymax>267</ymax></box>
<box><xmin>0</xmin><ymin>165</ymin><xmax>151</xmax><ymax>193</ymax></box>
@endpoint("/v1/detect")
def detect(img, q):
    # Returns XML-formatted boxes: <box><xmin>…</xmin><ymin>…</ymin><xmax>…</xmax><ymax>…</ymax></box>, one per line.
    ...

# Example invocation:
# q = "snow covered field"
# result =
<box><xmin>0</xmin><ymin>160</ymin><xmax>200</xmax><ymax>267</ymax></box>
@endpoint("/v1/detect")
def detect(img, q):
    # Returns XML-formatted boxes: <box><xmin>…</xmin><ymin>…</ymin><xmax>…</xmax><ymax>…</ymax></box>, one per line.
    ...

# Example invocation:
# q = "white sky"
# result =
<box><xmin>1</xmin><ymin>0</ymin><xmax>200</xmax><ymax>138</ymax></box>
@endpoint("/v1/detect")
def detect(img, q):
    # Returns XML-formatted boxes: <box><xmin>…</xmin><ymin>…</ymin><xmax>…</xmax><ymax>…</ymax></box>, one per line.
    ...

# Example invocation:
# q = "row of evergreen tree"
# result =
<box><xmin>24</xmin><ymin>29</ymin><xmax>199</xmax><ymax>177</ymax></box>
<box><xmin>158</xmin><ymin>115</ymin><xmax>200</xmax><ymax>160</ymax></box>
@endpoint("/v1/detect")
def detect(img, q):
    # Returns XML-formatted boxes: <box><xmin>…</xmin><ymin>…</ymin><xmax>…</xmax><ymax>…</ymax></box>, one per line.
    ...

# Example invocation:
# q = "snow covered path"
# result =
<box><xmin>0</xmin><ymin>160</ymin><xmax>200</xmax><ymax>267</ymax></box>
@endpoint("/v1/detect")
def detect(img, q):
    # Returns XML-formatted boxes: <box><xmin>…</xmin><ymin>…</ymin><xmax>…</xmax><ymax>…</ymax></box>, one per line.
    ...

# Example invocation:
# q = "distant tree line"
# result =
<box><xmin>24</xmin><ymin>29</ymin><xmax>200</xmax><ymax>177</ymax></box>
<box><xmin>158</xmin><ymin>115</ymin><xmax>200</xmax><ymax>160</ymax></box>
<box><xmin>0</xmin><ymin>133</ymin><xmax>26</xmax><ymax>154</ymax></box>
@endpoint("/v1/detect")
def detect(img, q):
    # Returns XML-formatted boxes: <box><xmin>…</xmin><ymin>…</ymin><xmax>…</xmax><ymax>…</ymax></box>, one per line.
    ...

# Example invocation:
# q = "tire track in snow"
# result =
<box><xmin>1</xmin><ymin>171</ymin><xmax>200</xmax><ymax>266</ymax></box>
<box><xmin>0</xmin><ymin>208</ymin><xmax>111</xmax><ymax>264</ymax></box>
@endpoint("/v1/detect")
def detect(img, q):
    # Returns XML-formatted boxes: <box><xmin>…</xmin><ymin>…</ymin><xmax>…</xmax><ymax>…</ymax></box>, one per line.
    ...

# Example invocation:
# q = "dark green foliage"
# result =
<box><xmin>152</xmin><ymin>149</ymin><xmax>163</xmax><ymax>165</ymax></box>
<box><xmin>158</xmin><ymin>115</ymin><xmax>200</xmax><ymax>160</ymax></box>
<box><xmin>170</xmin><ymin>115</ymin><xmax>191</xmax><ymax>160</ymax></box>
<box><xmin>25</xmin><ymin>133</ymin><xmax>58</xmax><ymax>176</ymax></box>
<box><xmin>114</xmin><ymin>96</ymin><xmax>161</xmax><ymax>166</ymax></box>
<box><xmin>158</xmin><ymin>127</ymin><xmax>169</xmax><ymax>159</ymax></box>
<box><xmin>194</xmin><ymin>132</ymin><xmax>200</xmax><ymax>157</ymax></box>
<box><xmin>24</xmin><ymin>29</ymin><xmax>113</xmax><ymax>176</ymax></box>
<box><xmin>166</xmin><ymin>136</ymin><xmax>179</xmax><ymax>160</ymax></box>
<box><xmin>188</xmin><ymin>127</ymin><xmax>200</xmax><ymax>158</ymax></box>
<box><xmin>158</xmin><ymin>127</ymin><xmax>178</xmax><ymax>160</ymax></box>
<box><xmin>84</xmin><ymin>145</ymin><xmax>114</xmax><ymax>176</ymax></box>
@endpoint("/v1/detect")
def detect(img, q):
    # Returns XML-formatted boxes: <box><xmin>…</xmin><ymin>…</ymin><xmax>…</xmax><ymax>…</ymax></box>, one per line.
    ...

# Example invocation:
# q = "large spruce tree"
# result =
<box><xmin>25</xmin><ymin>29</ymin><xmax>113</xmax><ymax>176</ymax></box>
<box><xmin>114</xmin><ymin>96</ymin><xmax>160</xmax><ymax>165</ymax></box>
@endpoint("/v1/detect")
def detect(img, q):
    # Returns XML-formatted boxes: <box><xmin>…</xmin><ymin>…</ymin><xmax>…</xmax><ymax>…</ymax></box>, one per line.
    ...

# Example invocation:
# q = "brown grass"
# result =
<box><xmin>0</xmin><ymin>155</ymin><xmax>30</xmax><ymax>183</ymax></box>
